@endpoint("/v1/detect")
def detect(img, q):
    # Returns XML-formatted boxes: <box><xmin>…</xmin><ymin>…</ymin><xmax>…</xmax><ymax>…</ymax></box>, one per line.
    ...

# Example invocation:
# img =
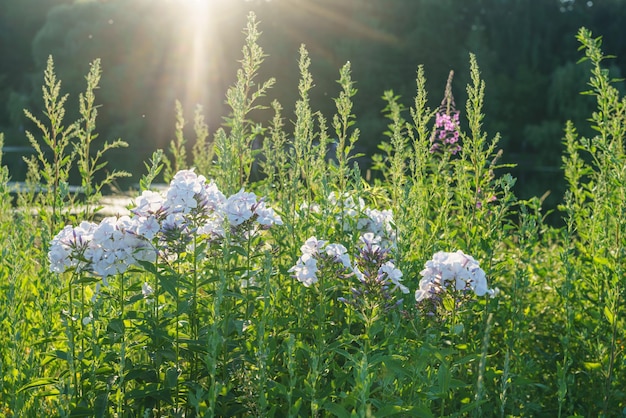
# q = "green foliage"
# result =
<box><xmin>3</xmin><ymin>14</ymin><xmax>626</xmax><ymax>418</ymax></box>
<box><xmin>558</xmin><ymin>27</ymin><xmax>626</xmax><ymax>417</ymax></box>
<box><xmin>214</xmin><ymin>12</ymin><xmax>275</xmax><ymax>194</ymax></box>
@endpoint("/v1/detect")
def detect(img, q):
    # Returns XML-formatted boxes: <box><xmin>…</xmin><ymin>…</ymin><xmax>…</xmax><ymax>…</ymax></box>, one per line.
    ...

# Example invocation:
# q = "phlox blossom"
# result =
<box><xmin>89</xmin><ymin>216</ymin><xmax>142</xmax><ymax>277</ymax></box>
<box><xmin>196</xmin><ymin>214</ymin><xmax>225</xmax><ymax>239</ymax></box>
<box><xmin>142</xmin><ymin>282</ymin><xmax>154</xmax><ymax>298</ymax></box>
<box><xmin>223</xmin><ymin>189</ymin><xmax>257</xmax><ymax>226</ymax></box>
<box><xmin>132</xmin><ymin>190</ymin><xmax>165</xmax><ymax>216</ymax></box>
<box><xmin>362</xmin><ymin>208</ymin><xmax>396</xmax><ymax>243</ymax></box>
<box><xmin>289</xmin><ymin>237</ymin><xmax>353</xmax><ymax>286</ymax></box>
<box><xmin>379</xmin><ymin>261</ymin><xmax>409</xmax><ymax>294</ymax></box>
<box><xmin>254</xmin><ymin>201</ymin><xmax>283</xmax><ymax>226</ymax></box>
<box><xmin>49</xmin><ymin>169</ymin><xmax>282</xmax><ymax>283</ymax></box>
<box><xmin>48</xmin><ymin>221</ymin><xmax>98</xmax><ymax>273</ymax></box>
<box><xmin>300</xmin><ymin>236</ymin><xmax>327</xmax><ymax>256</ymax></box>
<box><xmin>359</xmin><ymin>232</ymin><xmax>382</xmax><ymax>252</ymax></box>
<box><xmin>325</xmin><ymin>243</ymin><xmax>351</xmax><ymax>269</ymax></box>
<box><xmin>415</xmin><ymin>250</ymin><xmax>495</xmax><ymax>302</ymax></box>
<box><xmin>288</xmin><ymin>253</ymin><xmax>319</xmax><ymax>287</ymax></box>
<box><xmin>165</xmin><ymin>169</ymin><xmax>224</xmax><ymax>217</ymax></box>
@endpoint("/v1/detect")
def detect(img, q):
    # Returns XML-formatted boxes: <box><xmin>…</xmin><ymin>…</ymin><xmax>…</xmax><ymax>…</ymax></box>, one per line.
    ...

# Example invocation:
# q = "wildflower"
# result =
<box><xmin>132</xmin><ymin>190</ymin><xmax>165</xmax><ymax>216</ymax></box>
<box><xmin>328</xmin><ymin>192</ymin><xmax>365</xmax><ymax>216</ymax></box>
<box><xmin>49</xmin><ymin>170</ymin><xmax>281</xmax><ymax>282</ymax></box>
<box><xmin>223</xmin><ymin>189</ymin><xmax>257</xmax><ymax>226</ymax></box>
<box><xmin>379</xmin><ymin>261</ymin><xmax>409</xmax><ymax>294</ymax></box>
<box><xmin>196</xmin><ymin>214</ymin><xmax>225</xmax><ymax>240</ymax></box>
<box><xmin>476</xmin><ymin>188</ymin><xmax>498</xmax><ymax>210</ymax></box>
<box><xmin>132</xmin><ymin>215</ymin><xmax>160</xmax><ymax>240</ymax></box>
<box><xmin>165</xmin><ymin>169</ymin><xmax>226</xmax><ymax>219</ymax></box>
<box><xmin>430</xmin><ymin>70</ymin><xmax>461</xmax><ymax>155</ymax></box>
<box><xmin>288</xmin><ymin>253</ymin><xmax>319</xmax><ymax>286</ymax></box>
<box><xmin>82</xmin><ymin>311</ymin><xmax>93</xmax><ymax>326</ymax></box>
<box><xmin>300</xmin><ymin>236</ymin><xmax>327</xmax><ymax>256</ymax></box>
<box><xmin>299</xmin><ymin>201</ymin><xmax>321</xmax><ymax>214</ymax></box>
<box><xmin>142</xmin><ymin>282</ymin><xmax>154</xmax><ymax>298</ymax></box>
<box><xmin>360</xmin><ymin>232</ymin><xmax>381</xmax><ymax>250</ymax></box>
<box><xmin>415</xmin><ymin>250</ymin><xmax>494</xmax><ymax>302</ymax></box>
<box><xmin>165</xmin><ymin>170</ymin><xmax>202</xmax><ymax>214</ymax></box>
<box><xmin>254</xmin><ymin>201</ymin><xmax>283</xmax><ymax>226</ymax></box>
<box><xmin>362</xmin><ymin>208</ymin><xmax>395</xmax><ymax>238</ymax></box>
<box><xmin>325</xmin><ymin>243</ymin><xmax>351</xmax><ymax>269</ymax></box>
<box><xmin>88</xmin><ymin>216</ymin><xmax>154</xmax><ymax>277</ymax></box>
<box><xmin>48</xmin><ymin>221</ymin><xmax>98</xmax><ymax>273</ymax></box>
<box><xmin>203</xmin><ymin>180</ymin><xmax>226</xmax><ymax>212</ymax></box>
<box><xmin>289</xmin><ymin>237</ymin><xmax>352</xmax><ymax>286</ymax></box>
<box><xmin>340</xmin><ymin>233</ymin><xmax>406</xmax><ymax>312</ymax></box>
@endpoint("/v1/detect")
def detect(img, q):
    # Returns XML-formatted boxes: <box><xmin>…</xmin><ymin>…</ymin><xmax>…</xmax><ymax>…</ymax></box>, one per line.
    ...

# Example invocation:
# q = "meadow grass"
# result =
<box><xmin>0</xmin><ymin>14</ymin><xmax>625</xmax><ymax>417</ymax></box>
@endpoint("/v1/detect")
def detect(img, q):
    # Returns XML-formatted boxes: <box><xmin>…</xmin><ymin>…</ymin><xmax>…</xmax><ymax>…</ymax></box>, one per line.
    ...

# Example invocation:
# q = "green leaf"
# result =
<box><xmin>159</xmin><ymin>274</ymin><xmax>178</xmax><ymax>298</ymax></box>
<box><xmin>583</xmin><ymin>362</ymin><xmax>602</xmax><ymax>370</ymax></box>
<box><xmin>18</xmin><ymin>378</ymin><xmax>57</xmax><ymax>393</ymax></box>
<box><xmin>94</xmin><ymin>392</ymin><xmax>109</xmax><ymax>418</ymax></box>
<box><xmin>604</xmin><ymin>306</ymin><xmax>615</xmax><ymax>326</ymax></box>
<box><xmin>442</xmin><ymin>296</ymin><xmax>455</xmax><ymax>312</ymax></box>
<box><xmin>165</xmin><ymin>366</ymin><xmax>179</xmax><ymax>388</ymax></box>
<box><xmin>593</xmin><ymin>256</ymin><xmax>611</xmax><ymax>267</ymax></box>
<box><xmin>107</xmin><ymin>318</ymin><xmax>125</xmax><ymax>335</ymax></box>
<box><xmin>69</xmin><ymin>407</ymin><xmax>94</xmax><ymax>417</ymax></box>
<box><xmin>323</xmin><ymin>402</ymin><xmax>351</xmax><ymax>418</ymax></box>
<box><xmin>438</xmin><ymin>363</ymin><xmax>451</xmax><ymax>394</ymax></box>
<box><xmin>376</xmin><ymin>405</ymin><xmax>435</xmax><ymax>418</ymax></box>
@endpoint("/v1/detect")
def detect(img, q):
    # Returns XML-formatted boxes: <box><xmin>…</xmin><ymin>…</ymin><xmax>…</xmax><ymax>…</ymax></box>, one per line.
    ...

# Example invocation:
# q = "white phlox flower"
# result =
<box><xmin>142</xmin><ymin>282</ymin><xmax>154</xmax><ymax>298</ymax></box>
<box><xmin>290</xmin><ymin>237</ymin><xmax>354</xmax><ymax>287</ymax></box>
<box><xmin>363</xmin><ymin>208</ymin><xmax>396</xmax><ymax>242</ymax></box>
<box><xmin>132</xmin><ymin>215</ymin><xmax>161</xmax><ymax>240</ymax></box>
<box><xmin>203</xmin><ymin>180</ymin><xmax>226</xmax><ymax>211</ymax></box>
<box><xmin>196</xmin><ymin>213</ymin><xmax>226</xmax><ymax>239</ymax></box>
<box><xmin>300</xmin><ymin>236</ymin><xmax>327</xmax><ymax>256</ymax></box>
<box><xmin>132</xmin><ymin>190</ymin><xmax>165</xmax><ymax>216</ymax></box>
<box><xmin>325</xmin><ymin>243</ymin><xmax>352</xmax><ymax>269</ymax></box>
<box><xmin>49</xmin><ymin>170</ymin><xmax>281</xmax><ymax>280</ymax></box>
<box><xmin>82</xmin><ymin>311</ymin><xmax>93</xmax><ymax>326</ymax></box>
<box><xmin>48</xmin><ymin>221</ymin><xmax>98</xmax><ymax>273</ymax></box>
<box><xmin>415</xmin><ymin>250</ymin><xmax>494</xmax><ymax>302</ymax></box>
<box><xmin>223</xmin><ymin>189</ymin><xmax>257</xmax><ymax>226</ymax></box>
<box><xmin>379</xmin><ymin>261</ymin><xmax>409</xmax><ymax>294</ymax></box>
<box><xmin>254</xmin><ymin>201</ymin><xmax>283</xmax><ymax>226</ymax></box>
<box><xmin>288</xmin><ymin>253</ymin><xmax>319</xmax><ymax>287</ymax></box>
<box><xmin>89</xmin><ymin>216</ymin><xmax>143</xmax><ymax>277</ymax></box>
<box><xmin>165</xmin><ymin>169</ymin><xmax>208</xmax><ymax>214</ymax></box>
<box><xmin>359</xmin><ymin>232</ymin><xmax>382</xmax><ymax>252</ymax></box>
<box><xmin>298</xmin><ymin>201</ymin><xmax>321</xmax><ymax>214</ymax></box>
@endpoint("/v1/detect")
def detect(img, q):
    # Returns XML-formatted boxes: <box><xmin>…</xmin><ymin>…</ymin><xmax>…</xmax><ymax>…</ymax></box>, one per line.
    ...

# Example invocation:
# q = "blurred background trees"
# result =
<box><xmin>1</xmin><ymin>0</ymin><xmax>624</xmax><ymax>210</ymax></box>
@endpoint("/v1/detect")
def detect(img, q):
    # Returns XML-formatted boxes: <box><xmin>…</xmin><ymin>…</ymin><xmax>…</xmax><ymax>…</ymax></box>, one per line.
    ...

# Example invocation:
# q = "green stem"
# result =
<box><xmin>175</xmin><ymin>262</ymin><xmax>181</xmax><ymax>410</ymax></box>
<box><xmin>68</xmin><ymin>275</ymin><xmax>78</xmax><ymax>408</ymax></box>
<box><xmin>153</xmin><ymin>258</ymin><xmax>162</xmax><ymax>414</ymax></box>
<box><xmin>118</xmin><ymin>273</ymin><xmax>126</xmax><ymax>415</ymax></box>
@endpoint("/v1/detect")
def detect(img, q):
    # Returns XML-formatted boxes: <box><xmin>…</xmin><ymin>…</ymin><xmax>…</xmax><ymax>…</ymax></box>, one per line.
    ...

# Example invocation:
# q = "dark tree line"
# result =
<box><xmin>1</xmin><ymin>0</ymin><xmax>625</xmax><ymax>204</ymax></box>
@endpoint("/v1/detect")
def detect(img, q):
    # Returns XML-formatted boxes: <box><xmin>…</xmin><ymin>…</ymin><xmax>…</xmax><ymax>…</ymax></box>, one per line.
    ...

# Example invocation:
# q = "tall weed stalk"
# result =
<box><xmin>561</xmin><ymin>27</ymin><xmax>626</xmax><ymax>416</ymax></box>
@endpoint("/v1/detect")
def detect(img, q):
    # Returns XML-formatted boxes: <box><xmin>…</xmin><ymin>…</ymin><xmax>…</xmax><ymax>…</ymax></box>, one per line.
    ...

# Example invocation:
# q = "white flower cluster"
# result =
<box><xmin>352</xmin><ymin>232</ymin><xmax>409</xmax><ymax>295</ymax></box>
<box><xmin>378</xmin><ymin>261</ymin><xmax>409</xmax><ymax>294</ymax></box>
<box><xmin>48</xmin><ymin>169</ymin><xmax>282</xmax><ymax>277</ymax></box>
<box><xmin>289</xmin><ymin>233</ymin><xmax>409</xmax><ymax>297</ymax></box>
<box><xmin>299</xmin><ymin>192</ymin><xmax>396</xmax><ymax>246</ymax></box>
<box><xmin>49</xmin><ymin>221</ymin><xmax>98</xmax><ymax>274</ymax></box>
<box><xmin>415</xmin><ymin>250</ymin><xmax>496</xmax><ymax>302</ymax></box>
<box><xmin>288</xmin><ymin>237</ymin><xmax>351</xmax><ymax>287</ymax></box>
